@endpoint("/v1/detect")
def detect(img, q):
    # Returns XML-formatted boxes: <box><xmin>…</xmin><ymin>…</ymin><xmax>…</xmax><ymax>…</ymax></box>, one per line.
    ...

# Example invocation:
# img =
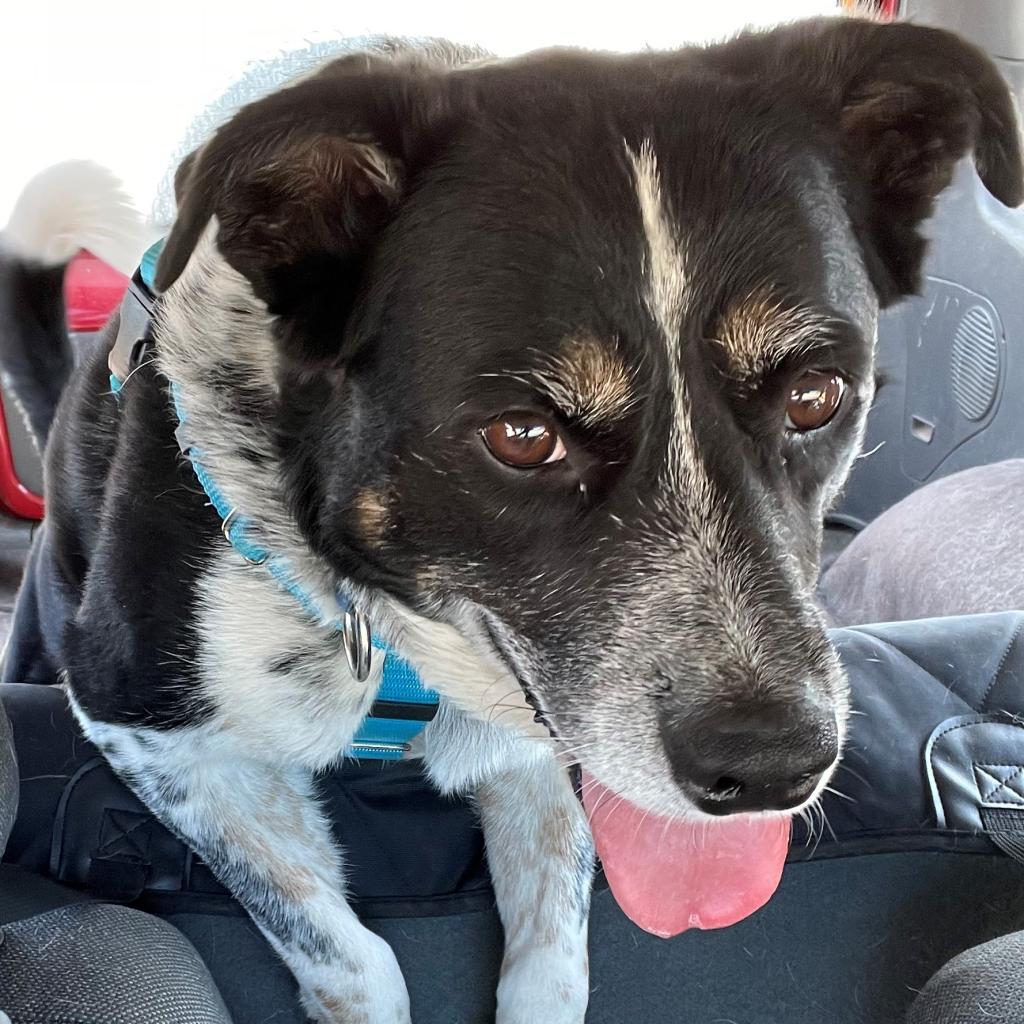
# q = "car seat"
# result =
<box><xmin>0</xmin><ymin>690</ymin><xmax>233</xmax><ymax>1024</ymax></box>
<box><xmin>6</xmin><ymin>605</ymin><xmax>1024</xmax><ymax>1024</ymax></box>
<box><xmin>908</xmin><ymin>931</ymin><xmax>1024</xmax><ymax>1024</ymax></box>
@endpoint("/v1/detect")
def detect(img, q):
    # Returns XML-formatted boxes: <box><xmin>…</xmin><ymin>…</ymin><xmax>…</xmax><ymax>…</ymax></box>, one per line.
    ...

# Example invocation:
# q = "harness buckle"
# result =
<box><xmin>342</xmin><ymin>606</ymin><xmax>372</xmax><ymax>682</ymax></box>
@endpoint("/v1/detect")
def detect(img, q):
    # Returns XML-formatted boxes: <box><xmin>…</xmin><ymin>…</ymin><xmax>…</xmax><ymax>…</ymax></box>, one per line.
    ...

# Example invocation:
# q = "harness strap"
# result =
<box><xmin>109</xmin><ymin>241</ymin><xmax>439</xmax><ymax>760</ymax></box>
<box><xmin>108</xmin><ymin>272</ymin><xmax>155</xmax><ymax>393</ymax></box>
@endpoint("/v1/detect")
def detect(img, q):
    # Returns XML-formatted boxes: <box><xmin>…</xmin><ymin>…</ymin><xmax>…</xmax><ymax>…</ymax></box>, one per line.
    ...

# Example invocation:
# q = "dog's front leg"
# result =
<box><xmin>480</xmin><ymin>754</ymin><xmax>594</xmax><ymax>1023</ymax></box>
<box><xmin>426</xmin><ymin>711</ymin><xmax>594</xmax><ymax>1023</ymax></box>
<box><xmin>77</xmin><ymin>712</ymin><xmax>409</xmax><ymax>1024</ymax></box>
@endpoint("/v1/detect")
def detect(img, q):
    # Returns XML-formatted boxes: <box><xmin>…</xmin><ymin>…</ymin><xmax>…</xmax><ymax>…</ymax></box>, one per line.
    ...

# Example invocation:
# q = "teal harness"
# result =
<box><xmin>109</xmin><ymin>242</ymin><xmax>440</xmax><ymax>760</ymax></box>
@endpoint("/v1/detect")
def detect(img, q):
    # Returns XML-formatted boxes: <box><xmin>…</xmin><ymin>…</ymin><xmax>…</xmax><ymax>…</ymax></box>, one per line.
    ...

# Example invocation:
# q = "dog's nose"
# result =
<box><xmin>661</xmin><ymin>697</ymin><xmax>839</xmax><ymax>816</ymax></box>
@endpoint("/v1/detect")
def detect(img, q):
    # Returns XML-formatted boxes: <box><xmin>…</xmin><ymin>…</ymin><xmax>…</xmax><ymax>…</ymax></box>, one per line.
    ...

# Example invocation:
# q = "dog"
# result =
<box><xmin>1</xmin><ymin>15</ymin><xmax>1020</xmax><ymax>1023</ymax></box>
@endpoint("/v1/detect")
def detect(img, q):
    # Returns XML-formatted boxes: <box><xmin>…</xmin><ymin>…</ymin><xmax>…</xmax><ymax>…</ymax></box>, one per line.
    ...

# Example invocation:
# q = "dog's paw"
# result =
<box><xmin>495</xmin><ymin>952</ymin><xmax>589</xmax><ymax>1024</ymax></box>
<box><xmin>298</xmin><ymin>931</ymin><xmax>411</xmax><ymax>1024</ymax></box>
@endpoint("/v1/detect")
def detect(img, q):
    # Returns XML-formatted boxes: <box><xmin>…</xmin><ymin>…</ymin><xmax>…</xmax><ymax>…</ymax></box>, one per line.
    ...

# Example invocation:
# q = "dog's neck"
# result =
<box><xmin>154</xmin><ymin>229</ymin><xmax>541</xmax><ymax>736</ymax></box>
<box><xmin>156</xmin><ymin>232</ymin><xmax>344</xmax><ymax>616</ymax></box>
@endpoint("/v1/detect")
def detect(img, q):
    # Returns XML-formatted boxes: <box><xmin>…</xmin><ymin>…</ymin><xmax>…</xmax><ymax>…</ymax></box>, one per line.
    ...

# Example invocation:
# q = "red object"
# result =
<box><xmin>64</xmin><ymin>250</ymin><xmax>129</xmax><ymax>332</ymax></box>
<box><xmin>0</xmin><ymin>391</ymin><xmax>45</xmax><ymax>519</ymax></box>
<box><xmin>0</xmin><ymin>250</ymin><xmax>125</xmax><ymax>519</ymax></box>
<box><xmin>839</xmin><ymin>0</ymin><xmax>899</xmax><ymax>17</ymax></box>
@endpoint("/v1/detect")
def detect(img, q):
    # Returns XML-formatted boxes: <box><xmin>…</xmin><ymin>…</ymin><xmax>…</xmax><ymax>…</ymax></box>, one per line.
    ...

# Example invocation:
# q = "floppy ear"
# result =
<box><xmin>832</xmin><ymin>20</ymin><xmax>1022</xmax><ymax>301</ymax></box>
<box><xmin>155</xmin><ymin>54</ymin><xmax>450</xmax><ymax>362</ymax></box>
<box><xmin>725</xmin><ymin>18</ymin><xmax>1024</xmax><ymax>303</ymax></box>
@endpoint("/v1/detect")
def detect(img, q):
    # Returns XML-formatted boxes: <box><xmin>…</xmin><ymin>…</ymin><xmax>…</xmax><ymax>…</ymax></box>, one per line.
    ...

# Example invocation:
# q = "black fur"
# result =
<box><xmin>4</xmin><ymin>16</ymin><xmax>1022</xmax><ymax>794</ymax></box>
<box><xmin>4</xmin><ymin>322</ymin><xmax>219</xmax><ymax>728</ymax></box>
<box><xmin>0</xmin><ymin>254</ymin><xmax>73</xmax><ymax>447</ymax></box>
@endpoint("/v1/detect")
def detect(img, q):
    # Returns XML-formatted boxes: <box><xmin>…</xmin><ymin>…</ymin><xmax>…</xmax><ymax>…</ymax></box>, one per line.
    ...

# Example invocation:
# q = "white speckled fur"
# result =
<box><xmin>73</xmin><ymin>230</ymin><xmax>592</xmax><ymax>1022</ymax></box>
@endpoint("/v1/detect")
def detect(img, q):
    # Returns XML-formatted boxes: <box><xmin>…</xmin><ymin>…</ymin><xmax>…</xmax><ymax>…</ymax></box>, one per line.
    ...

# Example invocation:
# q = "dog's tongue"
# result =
<box><xmin>582</xmin><ymin>771</ymin><xmax>791</xmax><ymax>938</ymax></box>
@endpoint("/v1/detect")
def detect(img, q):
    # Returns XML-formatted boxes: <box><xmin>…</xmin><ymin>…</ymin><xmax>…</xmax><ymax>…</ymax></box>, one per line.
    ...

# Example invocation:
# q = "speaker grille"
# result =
<box><xmin>951</xmin><ymin>304</ymin><xmax>1000</xmax><ymax>422</ymax></box>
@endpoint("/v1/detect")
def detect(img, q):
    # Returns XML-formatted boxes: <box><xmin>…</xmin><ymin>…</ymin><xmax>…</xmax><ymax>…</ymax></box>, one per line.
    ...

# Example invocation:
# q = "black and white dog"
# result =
<box><xmin>1</xmin><ymin>16</ymin><xmax>1021</xmax><ymax>1022</ymax></box>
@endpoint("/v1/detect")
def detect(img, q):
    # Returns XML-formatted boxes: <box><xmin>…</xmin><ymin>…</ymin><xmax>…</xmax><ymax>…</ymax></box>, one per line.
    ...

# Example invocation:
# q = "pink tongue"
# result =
<box><xmin>582</xmin><ymin>771</ymin><xmax>791</xmax><ymax>938</ymax></box>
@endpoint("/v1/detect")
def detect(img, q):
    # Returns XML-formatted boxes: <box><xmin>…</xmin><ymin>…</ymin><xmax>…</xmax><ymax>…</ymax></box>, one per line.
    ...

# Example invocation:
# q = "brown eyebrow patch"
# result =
<box><xmin>531</xmin><ymin>335</ymin><xmax>638</xmax><ymax>427</ymax></box>
<box><xmin>714</xmin><ymin>289</ymin><xmax>835</xmax><ymax>381</ymax></box>
<box><xmin>349</xmin><ymin>488</ymin><xmax>389</xmax><ymax>548</ymax></box>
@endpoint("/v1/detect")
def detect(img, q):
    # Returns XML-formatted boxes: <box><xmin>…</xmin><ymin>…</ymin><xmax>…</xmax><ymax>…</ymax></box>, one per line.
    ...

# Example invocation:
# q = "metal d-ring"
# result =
<box><xmin>221</xmin><ymin>508</ymin><xmax>268</xmax><ymax>566</ymax></box>
<box><xmin>221</xmin><ymin>508</ymin><xmax>241</xmax><ymax>546</ymax></box>
<box><xmin>342</xmin><ymin>606</ymin><xmax>372</xmax><ymax>682</ymax></box>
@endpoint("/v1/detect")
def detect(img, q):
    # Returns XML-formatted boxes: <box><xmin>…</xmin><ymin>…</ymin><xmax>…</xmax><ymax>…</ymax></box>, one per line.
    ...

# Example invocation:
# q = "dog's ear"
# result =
<box><xmin>155</xmin><ymin>55</ymin><xmax>450</xmax><ymax>361</ymax></box>
<box><xmin>833</xmin><ymin>20</ymin><xmax>1022</xmax><ymax>301</ymax></box>
<box><xmin>171</xmin><ymin>148</ymin><xmax>198</xmax><ymax>209</ymax></box>
<box><xmin>724</xmin><ymin>18</ymin><xmax>1023</xmax><ymax>303</ymax></box>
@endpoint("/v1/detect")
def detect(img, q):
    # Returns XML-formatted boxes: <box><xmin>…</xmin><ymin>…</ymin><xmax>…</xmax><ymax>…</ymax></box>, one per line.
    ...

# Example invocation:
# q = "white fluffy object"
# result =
<box><xmin>1</xmin><ymin>161</ymin><xmax>156</xmax><ymax>275</ymax></box>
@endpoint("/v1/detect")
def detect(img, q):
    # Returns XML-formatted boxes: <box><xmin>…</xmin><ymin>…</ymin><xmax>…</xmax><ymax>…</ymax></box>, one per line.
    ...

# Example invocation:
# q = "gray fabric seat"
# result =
<box><xmin>0</xmin><ymin>693</ymin><xmax>232</xmax><ymax>1024</ymax></box>
<box><xmin>1</xmin><ymin>683</ymin><xmax>16</xmax><ymax>851</ymax></box>
<box><xmin>821</xmin><ymin>459</ymin><xmax>1024</xmax><ymax>626</ymax></box>
<box><xmin>0</xmin><ymin>904</ymin><xmax>233</xmax><ymax>1024</ymax></box>
<box><xmin>907</xmin><ymin>931</ymin><xmax>1024</xmax><ymax>1024</ymax></box>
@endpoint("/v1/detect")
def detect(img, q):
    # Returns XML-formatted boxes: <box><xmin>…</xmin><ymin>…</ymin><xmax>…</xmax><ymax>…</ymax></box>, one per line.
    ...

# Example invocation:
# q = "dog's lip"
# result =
<box><xmin>518</xmin><ymin>680</ymin><xmax>560</xmax><ymax>739</ymax></box>
<box><xmin>478</xmin><ymin>615</ymin><xmax>561</xmax><ymax>740</ymax></box>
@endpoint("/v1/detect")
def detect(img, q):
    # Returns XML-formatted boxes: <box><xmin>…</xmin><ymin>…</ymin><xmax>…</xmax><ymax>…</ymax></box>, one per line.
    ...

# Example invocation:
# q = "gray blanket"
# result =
<box><xmin>821</xmin><ymin>459</ymin><xmax>1024</xmax><ymax>626</ymax></box>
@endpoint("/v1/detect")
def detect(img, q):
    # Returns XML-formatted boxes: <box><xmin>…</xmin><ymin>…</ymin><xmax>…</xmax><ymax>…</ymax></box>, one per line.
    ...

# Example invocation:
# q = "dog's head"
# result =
<box><xmin>157</xmin><ymin>19</ymin><xmax>1021</xmax><ymax>826</ymax></box>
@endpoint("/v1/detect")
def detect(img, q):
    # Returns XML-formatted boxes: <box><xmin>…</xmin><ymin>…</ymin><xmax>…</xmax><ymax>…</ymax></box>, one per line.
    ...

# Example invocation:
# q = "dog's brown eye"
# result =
<box><xmin>785</xmin><ymin>372</ymin><xmax>845</xmax><ymax>433</ymax></box>
<box><xmin>481</xmin><ymin>413</ymin><xmax>567</xmax><ymax>468</ymax></box>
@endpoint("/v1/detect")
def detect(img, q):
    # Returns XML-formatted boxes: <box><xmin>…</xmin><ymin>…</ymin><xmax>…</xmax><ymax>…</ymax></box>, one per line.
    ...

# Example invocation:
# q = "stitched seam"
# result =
<box><xmin>979</xmin><ymin>618</ymin><xmax>1024</xmax><ymax>712</ymax></box>
<box><xmin>929</xmin><ymin>715</ymin><xmax>1024</xmax><ymax>832</ymax></box>
<box><xmin>929</xmin><ymin>716</ymin><xmax>1009</xmax><ymax>826</ymax></box>
<box><xmin>975</xmin><ymin>765</ymin><xmax>1010</xmax><ymax>801</ymax></box>
<box><xmin>96</xmin><ymin>811</ymin><xmax>153</xmax><ymax>856</ymax></box>
<box><xmin>973</xmin><ymin>763</ymin><xmax>1024</xmax><ymax>801</ymax></box>
<box><xmin>931</xmin><ymin>716</ymin><xmax>1001</xmax><ymax>746</ymax></box>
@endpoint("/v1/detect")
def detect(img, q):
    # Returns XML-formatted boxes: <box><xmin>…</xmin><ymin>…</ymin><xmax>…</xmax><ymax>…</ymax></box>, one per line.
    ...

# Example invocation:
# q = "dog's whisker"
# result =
<box><xmin>820</xmin><ymin>804</ymin><xmax>838</xmax><ymax>846</ymax></box>
<box><xmin>822</xmin><ymin>784</ymin><xmax>855</xmax><ymax>804</ymax></box>
<box><xmin>834</xmin><ymin>762</ymin><xmax>871</xmax><ymax>788</ymax></box>
<box><xmin>808</xmin><ymin>802</ymin><xmax>825</xmax><ymax>858</ymax></box>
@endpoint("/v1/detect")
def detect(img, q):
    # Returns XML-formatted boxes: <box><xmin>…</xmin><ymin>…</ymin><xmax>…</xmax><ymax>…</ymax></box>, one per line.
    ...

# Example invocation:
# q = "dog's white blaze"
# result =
<box><xmin>627</xmin><ymin>140</ymin><xmax>687</xmax><ymax>350</ymax></box>
<box><xmin>626</xmin><ymin>140</ymin><xmax>709</xmax><ymax>500</ymax></box>
<box><xmin>571</xmin><ymin>144</ymin><xmax>853</xmax><ymax>825</ymax></box>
